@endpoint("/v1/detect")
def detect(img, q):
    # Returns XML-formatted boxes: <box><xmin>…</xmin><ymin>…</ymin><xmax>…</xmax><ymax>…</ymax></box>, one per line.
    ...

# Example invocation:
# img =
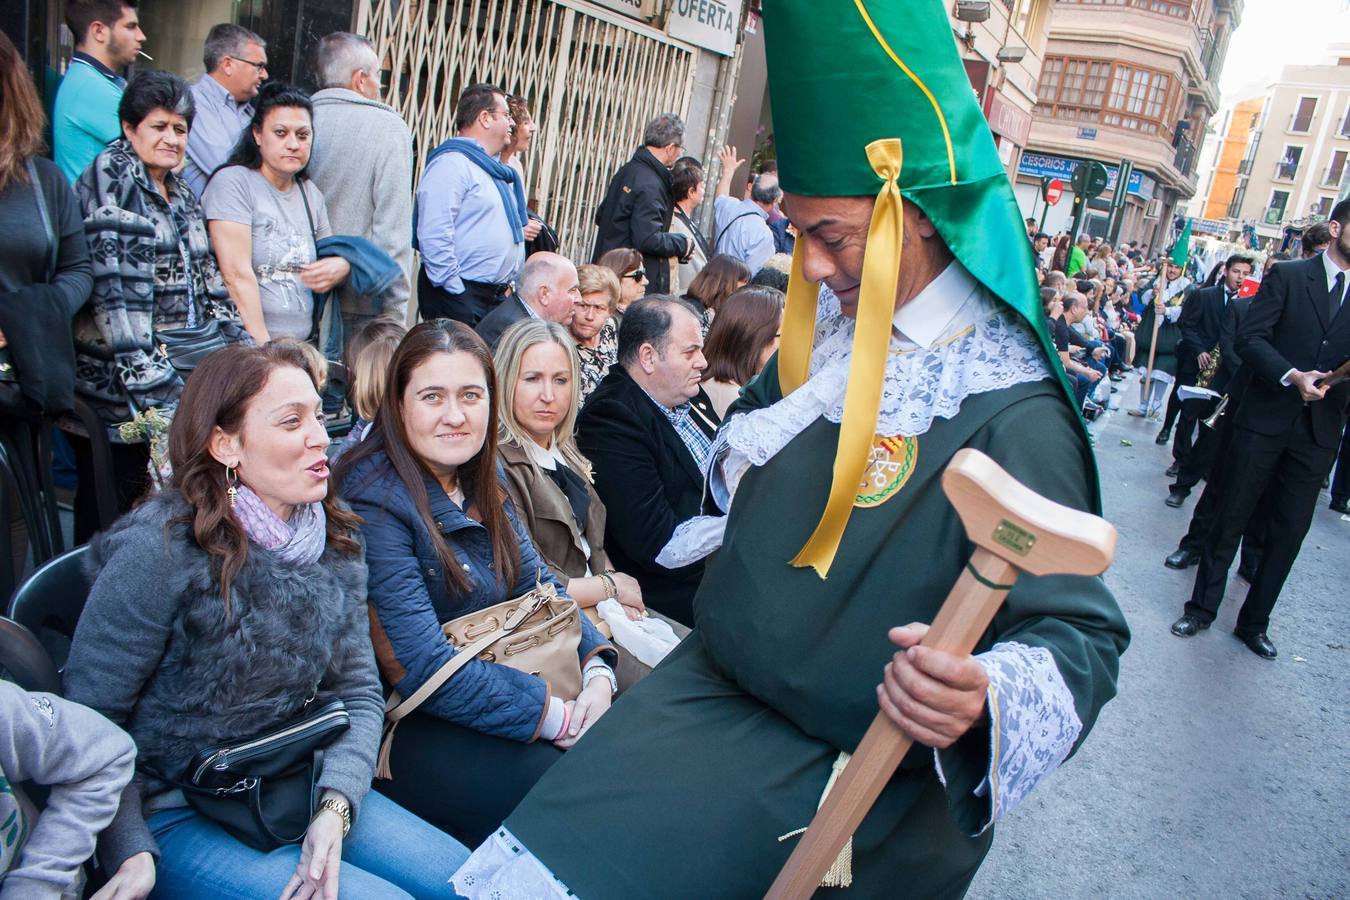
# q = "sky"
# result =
<box><xmin>1219</xmin><ymin>0</ymin><xmax>1350</xmax><ymax>101</ymax></box>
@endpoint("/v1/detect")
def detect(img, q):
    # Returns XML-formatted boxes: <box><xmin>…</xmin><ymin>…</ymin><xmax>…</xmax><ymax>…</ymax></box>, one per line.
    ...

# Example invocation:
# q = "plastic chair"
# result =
<box><xmin>0</xmin><ymin>615</ymin><xmax>62</xmax><ymax>694</ymax></box>
<box><xmin>7</xmin><ymin>544</ymin><xmax>89</xmax><ymax>671</ymax></box>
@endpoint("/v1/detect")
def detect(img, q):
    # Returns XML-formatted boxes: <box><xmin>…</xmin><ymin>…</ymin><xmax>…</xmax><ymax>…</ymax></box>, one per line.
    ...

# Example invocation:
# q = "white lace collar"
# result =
<box><xmin>658</xmin><ymin>274</ymin><xmax>1055</xmax><ymax>569</ymax></box>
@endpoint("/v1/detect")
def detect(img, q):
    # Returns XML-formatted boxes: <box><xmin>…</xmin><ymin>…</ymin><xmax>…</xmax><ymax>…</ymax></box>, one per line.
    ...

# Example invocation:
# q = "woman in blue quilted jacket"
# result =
<box><xmin>337</xmin><ymin>320</ymin><xmax>617</xmax><ymax>847</ymax></box>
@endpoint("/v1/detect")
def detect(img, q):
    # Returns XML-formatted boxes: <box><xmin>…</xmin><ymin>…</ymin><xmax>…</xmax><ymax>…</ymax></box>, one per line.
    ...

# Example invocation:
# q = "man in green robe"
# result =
<box><xmin>451</xmin><ymin>1</ymin><xmax>1129</xmax><ymax>896</ymax></box>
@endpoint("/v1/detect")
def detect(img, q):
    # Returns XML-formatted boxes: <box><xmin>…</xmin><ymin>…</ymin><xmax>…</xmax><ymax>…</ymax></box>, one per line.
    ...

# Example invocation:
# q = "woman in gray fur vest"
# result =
<box><xmin>63</xmin><ymin>342</ymin><xmax>467</xmax><ymax>899</ymax></box>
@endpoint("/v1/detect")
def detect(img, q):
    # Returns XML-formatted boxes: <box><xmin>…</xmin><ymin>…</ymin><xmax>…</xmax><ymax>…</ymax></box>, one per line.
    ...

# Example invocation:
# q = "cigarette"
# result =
<box><xmin>138</xmin><ymin>50</ymin><xmax>153</xmax><ymax>60</ymax></box>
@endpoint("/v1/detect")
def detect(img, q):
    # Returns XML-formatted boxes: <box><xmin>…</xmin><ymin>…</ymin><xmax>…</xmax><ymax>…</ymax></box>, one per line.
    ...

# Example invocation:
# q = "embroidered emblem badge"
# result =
<box><xmin>855</xmin><ymin>434</ymin><xmax>917</xmax><ymax>508</ymax></box>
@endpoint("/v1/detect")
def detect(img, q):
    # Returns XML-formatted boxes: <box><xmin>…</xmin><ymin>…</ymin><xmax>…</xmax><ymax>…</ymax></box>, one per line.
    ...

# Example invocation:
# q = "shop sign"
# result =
<box><xmin>1191</xmin><ymin>218</ymin><xmax>1229</xmax><ymax>237</ymax></box>
<box><xmin>590</xmin><ymin>0</ymin><xmax>658</xmax><ymax>19</ymax></box>
<box><xmin>984</xmin><ymin>91</ymin><xmax>1031</xmax><ymax>146</ymax></box>
<box><xmin>1017</xmin><ymin>152</ymin><xmax>1149</xmax><ymax>198</ymax></box>
<box><xmin>963</xmin><ymin>59</ymin><xmax>991</xmax><ymax>107</ymax></box>
<box><xmin>667</xmin><ymin>0</ymin><xmax>743</xmax><ymax>56</ymax></box>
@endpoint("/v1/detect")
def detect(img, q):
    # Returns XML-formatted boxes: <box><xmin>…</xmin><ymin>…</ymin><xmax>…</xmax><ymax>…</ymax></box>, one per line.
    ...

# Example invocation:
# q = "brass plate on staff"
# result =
<box><xmin>855</xmin><ymin>435</ymin><xmax>918</xmax><ymax>508</ymax></box>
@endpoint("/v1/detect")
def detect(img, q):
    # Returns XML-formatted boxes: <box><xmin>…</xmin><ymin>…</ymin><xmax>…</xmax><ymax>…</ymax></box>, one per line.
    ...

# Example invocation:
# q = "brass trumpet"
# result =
<box><xmin>1202</xmin><ymin>393</ymin><xmax>1229</xmax><ymax>429</ymax></box>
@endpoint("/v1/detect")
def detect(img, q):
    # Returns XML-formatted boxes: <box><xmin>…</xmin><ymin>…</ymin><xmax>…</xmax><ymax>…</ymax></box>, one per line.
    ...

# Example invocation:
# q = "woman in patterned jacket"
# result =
<box><xmin>70</xmin><ymin>70</ymin><xmax>248</xmax><ymax>541</ymax></box>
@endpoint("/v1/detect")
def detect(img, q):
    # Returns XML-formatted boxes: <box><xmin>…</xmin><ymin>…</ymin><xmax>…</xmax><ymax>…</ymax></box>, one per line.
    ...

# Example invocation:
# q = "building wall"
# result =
<box><xmin>1199</xmin><ymin>95</ymin><xmax>1264</xmax><ymax>219</ymax></box>
<box><xmin>1017</xmin><ymin>0</ymin><xmax>1239</xmax><ymax>248</ymax></box>
<box><xmin>1235</xmin><ymin>60</ymin><xmax>1350</xmax><ymax>238</ymax></box>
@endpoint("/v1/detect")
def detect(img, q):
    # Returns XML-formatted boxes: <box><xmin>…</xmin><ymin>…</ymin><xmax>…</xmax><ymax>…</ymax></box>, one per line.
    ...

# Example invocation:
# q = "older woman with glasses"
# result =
<box><xmin>571</xmin><ymin>264</ymin><xmax>620</xmax><ymax>403</ymax></box>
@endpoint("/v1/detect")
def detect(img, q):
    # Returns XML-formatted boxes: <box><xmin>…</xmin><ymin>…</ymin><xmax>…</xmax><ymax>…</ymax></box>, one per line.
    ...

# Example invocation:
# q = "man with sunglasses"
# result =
<box><xmin>183</xmin><ymin>24</ymin><xmax>267</xmax><ymax>197</ymax></box>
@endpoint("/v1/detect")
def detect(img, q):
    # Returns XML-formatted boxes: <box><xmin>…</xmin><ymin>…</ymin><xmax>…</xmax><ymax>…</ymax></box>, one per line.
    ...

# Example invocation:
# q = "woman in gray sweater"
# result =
<box><xmin>63</xmin><ymin>342</ymin><xmax>466</xmax><ymax>899</ymax></box>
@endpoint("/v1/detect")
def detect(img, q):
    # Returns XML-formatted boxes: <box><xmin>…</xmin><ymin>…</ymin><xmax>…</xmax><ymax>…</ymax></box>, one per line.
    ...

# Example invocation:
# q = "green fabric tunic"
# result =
<box><xmin>506</xmin><ymin>365</ymin><xmax>1129</xmax><ymax>898</ymax></box>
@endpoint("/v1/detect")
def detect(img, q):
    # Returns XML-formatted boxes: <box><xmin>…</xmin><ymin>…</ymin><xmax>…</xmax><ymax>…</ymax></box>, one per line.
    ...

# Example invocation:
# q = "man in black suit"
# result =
<box><xmin>1165</xmin><ymin>254</ymin><xmax>1255</xmax><ymax>505</ymax></box>
<box><xmin>474</xmin><ymin>252</ymin><xmax>579</xmax><ymax>349</ymax></box>
<box><xmin>577</xmin><ymin>296</ymin><xmax>721</xmax><ymax>626</ymax></box>
<box><xmin>1172</xmin><ymin>199</ymin><xmax>1350</xmax><ymax>658</ymax></box>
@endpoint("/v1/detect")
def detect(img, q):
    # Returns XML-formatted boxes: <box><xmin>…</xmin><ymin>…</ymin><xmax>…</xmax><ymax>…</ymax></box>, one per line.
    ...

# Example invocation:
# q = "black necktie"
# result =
<box><xmin>1332</xmin><ymin>272</ymin><xmax>1346</xmax><ymax>323</ymax></box>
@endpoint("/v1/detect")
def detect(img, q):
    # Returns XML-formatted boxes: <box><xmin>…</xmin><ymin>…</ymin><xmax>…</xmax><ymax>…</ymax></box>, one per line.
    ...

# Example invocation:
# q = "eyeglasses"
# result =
<box><xmin>623</xmin><ymin>269</ymin><xmax>647</xmax><ymax>282</ymax></box>
<box><xmin>229</xmin><ymin>56</ymin><xmax>268</xmax><ymax>73</ymax></box>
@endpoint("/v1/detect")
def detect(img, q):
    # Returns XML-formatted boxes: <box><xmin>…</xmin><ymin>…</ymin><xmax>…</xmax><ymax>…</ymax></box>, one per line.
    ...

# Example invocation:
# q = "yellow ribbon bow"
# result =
<box><xmin>778</xmin><ymin>138</ymin><xmax>905</xmax><ymax>578</ymax></box>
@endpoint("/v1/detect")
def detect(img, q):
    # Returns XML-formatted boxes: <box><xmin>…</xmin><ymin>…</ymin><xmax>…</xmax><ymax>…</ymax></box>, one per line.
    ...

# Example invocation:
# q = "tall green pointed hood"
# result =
<box><xmin>760</xmin><ymin>0</ymin><xmax>1098</xmax><ymax>576</ymax></box>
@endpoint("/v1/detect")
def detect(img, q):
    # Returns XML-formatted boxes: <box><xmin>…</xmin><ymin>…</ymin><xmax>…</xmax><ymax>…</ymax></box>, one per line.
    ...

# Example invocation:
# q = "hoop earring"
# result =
<box><xmin>225</xmin><ymin>465</ymin><xmax>239</xmax><ymax>509</ymax></box>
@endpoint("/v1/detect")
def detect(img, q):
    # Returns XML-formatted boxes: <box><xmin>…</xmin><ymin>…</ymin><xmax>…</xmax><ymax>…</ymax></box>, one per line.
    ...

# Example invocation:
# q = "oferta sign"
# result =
<box><xmin>667</xmin><ymin>0</ymin><xmax>742</xmax><ymax>56</ymax></box>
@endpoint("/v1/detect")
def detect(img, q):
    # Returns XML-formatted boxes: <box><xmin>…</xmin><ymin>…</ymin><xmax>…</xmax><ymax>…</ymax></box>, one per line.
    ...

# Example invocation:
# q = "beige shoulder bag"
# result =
<box><xmin>375</xmin><ymin>580</ymin><xmax>582</xmax><ymax>779</ymax></box>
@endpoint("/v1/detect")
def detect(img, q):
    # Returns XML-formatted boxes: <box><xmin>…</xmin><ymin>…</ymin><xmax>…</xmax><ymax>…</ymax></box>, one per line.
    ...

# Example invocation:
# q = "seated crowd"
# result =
<box><xmin>0</xmin><ymin>5</ymin><xmax>790</xmax><ymax>894</ymax></box>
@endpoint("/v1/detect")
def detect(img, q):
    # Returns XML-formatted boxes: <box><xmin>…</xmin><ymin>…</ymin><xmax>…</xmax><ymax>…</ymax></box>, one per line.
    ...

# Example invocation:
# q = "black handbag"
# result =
<box><xmin>154</xmin><ymin>319</ymin><xmax>228</xmax><ymax>375</ymax></box>
<box><xmin>163</xmin><ymin>698</ymin><xmax>350</xmax><ymax>852</ymax></box>
<box><xmin>154</xmin><ymin>198</ymin><xmax>228</xmax><ymax>375</ymax></box>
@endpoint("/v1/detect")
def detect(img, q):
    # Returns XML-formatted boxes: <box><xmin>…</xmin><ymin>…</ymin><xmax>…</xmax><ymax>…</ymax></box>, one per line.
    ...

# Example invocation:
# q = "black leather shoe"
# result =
<box><xmin>1164</xmin><ymin>547</ymin><xmax>1200</xmax><ymax>569</ymax></box>
<box><xmin>1170</xmin><ymin>615</ymin><xmax>1208</xmax><ymax>637</ymax></box>
<box><xmin>1331</xmin><ymin>499</ymin><xmax>1350</xmax><ymax>515</ymax></box>
<box><xmin>1165</xmin><ymin>489</ymin><xmax>1188</xmax><ymax>508</ymax></box>
<box><xmin>1237</xmin><ymin>631</ymin><xmax>1277</xmax><ymax>659</ymax></box>
<box><xmin>1155</xmin><ymin>427</ymin><xmax>1172</xmax><ymax>444</ymax></box>
<box><xmin>1165</xmin><ymin>463</ymin><xmax>1180</xmax><ymax>478</ymax></box>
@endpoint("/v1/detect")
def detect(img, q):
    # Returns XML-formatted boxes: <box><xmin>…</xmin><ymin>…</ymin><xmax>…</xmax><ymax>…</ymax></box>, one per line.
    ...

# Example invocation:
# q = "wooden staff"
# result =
<box><xmin>1141</xmin><ymin>296</ymin><xmax>1163</xmax><ymax>415</ymax></box>
<box><xmin>765</xmin><ymin>448</ymin><xmax>1117</xmax><ymax>900</ymax></box>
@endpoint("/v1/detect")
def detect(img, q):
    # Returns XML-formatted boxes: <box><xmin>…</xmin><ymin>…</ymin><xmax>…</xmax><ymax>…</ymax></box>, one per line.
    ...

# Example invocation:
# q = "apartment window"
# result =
<box><xmin>1327</xmin><ymin>150</ymin><xmax>1348</xmax><ymax>187</ymax></box>
<box><xmin>1036</xmin><ymin>57</ymin><xmax>1112</xmax><ymax>124</ymax></box>
<box><xmin>1102</xmin><ymin>64</ymin><xmax>1175</xmax><ymax>133</ymax></box>
<box><xmin>1275</xmin><ymin>145</ymin><xmax>1303</xmax><ymax>181</ymax></box>
<box><xmin>1289</xmin><ymin>97</ymin><xmax>1317</xmax><ymax>133</ymax></box>
<box><xmin>1312</xmin><ymin>196</ymin><xmax>1334</xmax><ymax>217</ymax></box>
<box><xmin>1037</xmin><ymin>56</ymin><xmax>1176</xmax><ymax>137</ymax></box>
<box><xmin>1340</xmin><ymin>102</ymin><xmax>1350</xmax><ymax>137</ymax></box>
<box><xmin>1266</xmin><ymin>189</ymin><xmax>1290</xmax><ymax>224</ymax></box>
<box><xmin>1060</xmin><ymin>0</ymin><xmax>1192</xmax><ymax>18</ymax></box>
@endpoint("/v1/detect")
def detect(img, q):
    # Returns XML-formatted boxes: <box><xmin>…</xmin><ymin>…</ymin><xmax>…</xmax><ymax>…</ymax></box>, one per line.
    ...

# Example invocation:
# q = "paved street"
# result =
<box><xmin>969</xmin><ymin>377</ymin><xmax>1350</xmax><ymax>899</ymax></box>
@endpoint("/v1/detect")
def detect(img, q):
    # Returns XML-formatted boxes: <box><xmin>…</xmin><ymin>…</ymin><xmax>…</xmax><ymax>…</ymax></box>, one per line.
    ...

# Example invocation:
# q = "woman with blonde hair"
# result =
<box><xmin>571</xmin><ymin>264</ymin><xmax>619</xmax><ymax>401</ymax></box>
<box><xmin>493</xmin><ymin>319</ymin><xmax>644</xmax><ymax>616</ymax></box>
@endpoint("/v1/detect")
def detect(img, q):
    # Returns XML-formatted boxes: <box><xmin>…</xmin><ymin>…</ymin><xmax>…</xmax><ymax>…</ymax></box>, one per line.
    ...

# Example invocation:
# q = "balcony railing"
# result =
<box><xmin>1173</xmin><ymin>136</ymin><xmax>1197</xmax><ymax>176</ymax></box>
<box><xmin>1263</xmin><ymin>206</ymin><xmax>1286</xmax><ymax>225</ymax></box>
<box><xmin>1274</xmin><ymin>162</ymin><xmax>1299</xmax><ymax>181</ymax></box>
<box><xmin>1237</xmin><ymin>158</ymin><xmax>1253</xmax><ymax>175</ymax></box>
<box><xmin>1326</xmin><ymin>165</ymin><xmax>1348</xmax><ymax>187</ymax></box>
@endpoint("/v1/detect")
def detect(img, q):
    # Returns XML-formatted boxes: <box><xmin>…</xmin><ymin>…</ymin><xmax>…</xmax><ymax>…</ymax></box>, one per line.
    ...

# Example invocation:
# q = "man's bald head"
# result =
<box><xmin>751</xmin><ymin>173</ymin><xmax>783</xmax><ymax>210</ymax></box>
<box><xmin>518</xmin><ymin>252</ymin><xmax>580</xmax><ymax>325</ymax></box>
<box><xmin>781</xmin><ymin>192</ymin><xmax>953</xmax><ymax>320</ymax></box>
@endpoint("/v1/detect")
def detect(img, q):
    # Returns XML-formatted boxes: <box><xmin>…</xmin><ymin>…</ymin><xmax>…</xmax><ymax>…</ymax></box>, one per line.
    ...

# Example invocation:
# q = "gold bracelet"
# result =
<box><xmin>318</xmin><ymin>796</ymin><xmax>351</xmax><ymax>837</ymax></box>
<box><xmin>599</xmin><ymin>572</ymin><xmax>618</xmax><ymax>600</ymax></box>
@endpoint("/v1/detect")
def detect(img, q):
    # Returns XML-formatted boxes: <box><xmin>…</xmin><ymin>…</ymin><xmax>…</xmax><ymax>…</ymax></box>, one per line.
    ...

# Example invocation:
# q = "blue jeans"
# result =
<box><xmin>148</xmin><ymin>791</ymin><xmax>468</xmax><ymax>899</ymax></box>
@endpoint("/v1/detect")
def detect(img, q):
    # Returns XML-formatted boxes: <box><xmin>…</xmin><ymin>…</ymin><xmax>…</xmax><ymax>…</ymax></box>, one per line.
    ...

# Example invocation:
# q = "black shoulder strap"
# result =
<box><xmin>715</xmin><ymin>210</ymin><xmax>761</xmax><ymax>251</ymax></box>
<box><xmin>27</xmin><ymin>159</ymin><xmax>58</xmax><ymax>281</ymax></box>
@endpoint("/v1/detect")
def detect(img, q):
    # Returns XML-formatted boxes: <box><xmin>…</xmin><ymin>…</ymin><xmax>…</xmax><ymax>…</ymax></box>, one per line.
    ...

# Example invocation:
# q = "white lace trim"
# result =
<box><xmin>937</xmin><ymin>640</ymin><xmax>1082</xmax><ymax>835</ymax></box>
<box><xmin>657</xmin><ymin>286</ymin><xmax>1051</xmax><ymax>569</ymax></box>
<box><xmin>451</xmin><ymin>828</ymin><xmax>576</xmax><ymax>899</ymax></box>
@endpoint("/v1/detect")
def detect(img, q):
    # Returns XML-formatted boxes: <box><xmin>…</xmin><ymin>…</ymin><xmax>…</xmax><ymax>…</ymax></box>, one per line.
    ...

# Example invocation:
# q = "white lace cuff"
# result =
<box><xmin>935</xmin><ymin>641</ymin><xmax>1082</xmax><ymax>834</ymax></box>
<box><xmin>452</xmin><ymin>827</ymin><xmax>577</xmax><ymax>898</ymax></box>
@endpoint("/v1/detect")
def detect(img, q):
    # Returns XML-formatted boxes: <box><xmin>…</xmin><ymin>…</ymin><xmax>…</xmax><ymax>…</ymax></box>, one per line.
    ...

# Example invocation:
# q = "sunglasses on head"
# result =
<box><xmin>623</xmin><ymin>269</ymin><xmax>647</xmax><ymax>282</ymax></box>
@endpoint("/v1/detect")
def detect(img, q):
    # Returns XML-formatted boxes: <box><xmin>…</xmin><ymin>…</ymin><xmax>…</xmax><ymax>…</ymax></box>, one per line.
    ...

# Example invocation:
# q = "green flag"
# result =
<box><xmin>1170</xmin><ymin>218</ymin><xmax>1192</xmax><ymax>267</ymax></box>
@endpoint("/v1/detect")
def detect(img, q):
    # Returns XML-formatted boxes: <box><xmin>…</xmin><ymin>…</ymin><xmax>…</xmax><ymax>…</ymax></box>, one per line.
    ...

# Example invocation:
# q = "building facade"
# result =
<box><xmin>1194</xmin><ymin>95</ymin><xmax>1265</xmax><ymax>221</ymax></box>
<box><xmin>1218</xmin><ymin>51</ymin><xmax>1350</xmax><ymax>245</ymax></box>
<box><xmin>1014</xmin><ymin>0</ymin><xmax>1241</xmax><ymax>252</ymax></box>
